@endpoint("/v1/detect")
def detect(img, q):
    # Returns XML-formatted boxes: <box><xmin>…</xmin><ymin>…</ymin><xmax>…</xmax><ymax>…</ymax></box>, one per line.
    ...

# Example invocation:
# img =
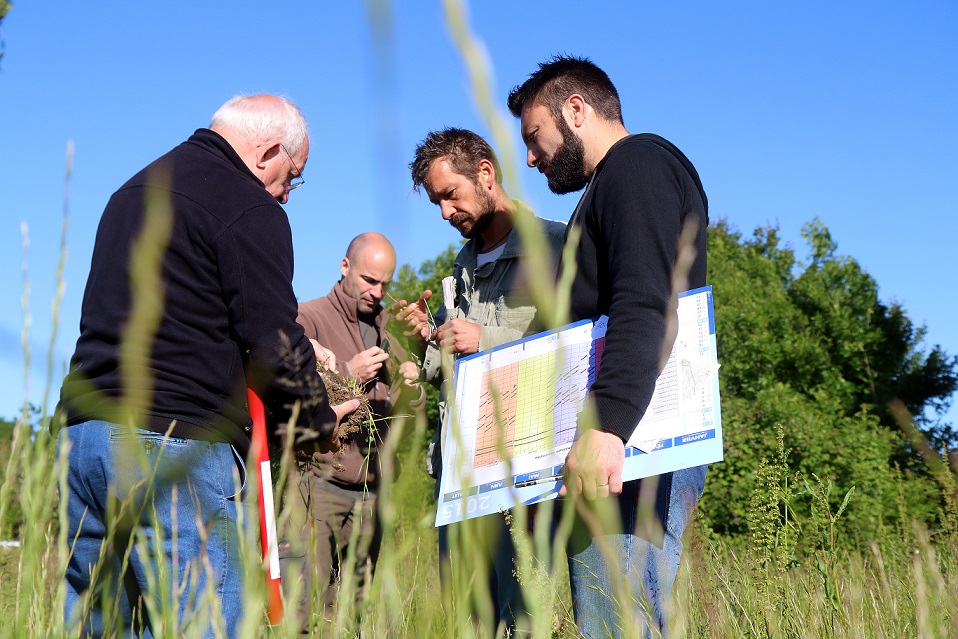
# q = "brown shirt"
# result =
<box><xmin>296</xmin><ymin>281</ymin><xmax>421</xmax><ymax>488</ymax></box>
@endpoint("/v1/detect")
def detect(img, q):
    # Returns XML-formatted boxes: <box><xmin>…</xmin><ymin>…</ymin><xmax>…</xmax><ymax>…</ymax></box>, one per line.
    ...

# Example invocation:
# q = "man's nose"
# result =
<box><xmin>440</xmin><ymin>202</ymin><xmax>455</xmax><ymax>220</ymax></box>
<box><xmin>371</xmin><ymin>283</ymin><xmax>383</xmax><ymax>299</ymax></box>
<box><xmin>526</xmin><ymin>148</ymin><xmax>538</xmax><ymax>168</ymax></box>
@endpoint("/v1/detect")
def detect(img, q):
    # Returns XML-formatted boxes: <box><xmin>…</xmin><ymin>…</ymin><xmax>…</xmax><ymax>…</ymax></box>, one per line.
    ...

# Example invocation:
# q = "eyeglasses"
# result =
<box><xmin>280</xmin><ymin>143</ymin><xmax>305</xmax><ymax>191</ymax></box>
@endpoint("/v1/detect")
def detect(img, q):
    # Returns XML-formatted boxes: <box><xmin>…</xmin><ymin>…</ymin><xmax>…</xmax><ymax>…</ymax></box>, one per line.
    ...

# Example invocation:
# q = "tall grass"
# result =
<box><xmin>4</xmin><ymin>390</ymin><xmax>958</xmax><ymax>638</ymax></box>
<box><xmin>681</xmin><ymin>520</ymin><xmax>958</xmax><ymax>638</ymax></box>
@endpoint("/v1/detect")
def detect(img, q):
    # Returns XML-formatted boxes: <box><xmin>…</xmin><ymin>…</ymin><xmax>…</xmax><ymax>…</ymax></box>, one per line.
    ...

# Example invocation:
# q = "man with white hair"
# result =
<box><xmin>57</xmin><ymin>94</ymin><xmax>357</xmax><ymax>638</ymax></box>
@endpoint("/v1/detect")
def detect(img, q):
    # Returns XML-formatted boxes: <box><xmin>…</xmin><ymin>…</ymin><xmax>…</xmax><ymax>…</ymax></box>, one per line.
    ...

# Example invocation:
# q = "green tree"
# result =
<box><xmin>702</xmin><ymin>219</ymin><xmax>957</xmax><ymax>546</ymax></box>
<box><xmin>0</xmin><ymin>414</ymin><xmax>21</xmax><ymax>537</ymax></box>
<box><xmin>0</xmin><ymin>1</ymin><xmax>11</xmax><ymax>66</ymax></box>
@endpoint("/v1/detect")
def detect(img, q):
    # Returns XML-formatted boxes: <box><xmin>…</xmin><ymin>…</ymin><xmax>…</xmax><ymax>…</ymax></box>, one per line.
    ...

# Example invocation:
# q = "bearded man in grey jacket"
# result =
<box><xmin>397</xmin><ymin>127</ymin><xmax>565</xmax><ymax>635</ymax></box>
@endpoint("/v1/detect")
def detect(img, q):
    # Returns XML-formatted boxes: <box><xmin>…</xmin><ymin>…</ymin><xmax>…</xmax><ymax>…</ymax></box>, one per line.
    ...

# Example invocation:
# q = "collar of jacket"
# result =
<box><xmin>456</xmin><ymin>199</ymin><xmax>534</xmax><ymax>272</ymax></box>
<box><xmin>188</xmin><ymin>128</ymin><xmax>266</xmax><ymax>189</ymax></box>
<box><xmin>327</xmin><ymin>279</ymin><xmax>384</xmax><ymax>327</ymax></box>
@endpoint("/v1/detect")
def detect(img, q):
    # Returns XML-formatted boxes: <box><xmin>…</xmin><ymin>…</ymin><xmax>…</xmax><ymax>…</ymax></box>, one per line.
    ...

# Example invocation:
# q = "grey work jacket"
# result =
<box><xmin>422</xmin><ymin>208</ymin><xmax>567</xmax><ymax>457</ymax></box>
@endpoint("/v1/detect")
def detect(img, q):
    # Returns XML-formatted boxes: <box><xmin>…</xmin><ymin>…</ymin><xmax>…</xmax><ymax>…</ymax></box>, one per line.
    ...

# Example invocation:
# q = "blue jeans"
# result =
<box><xmin>567</xmin><ymin>465</ymin><xmax>707</xmax><ymax>639</ymax></box>
<box><xmin>61</xmin><ymin>420</ymin><xmax>247</xmax><ymax>638</ymax></box>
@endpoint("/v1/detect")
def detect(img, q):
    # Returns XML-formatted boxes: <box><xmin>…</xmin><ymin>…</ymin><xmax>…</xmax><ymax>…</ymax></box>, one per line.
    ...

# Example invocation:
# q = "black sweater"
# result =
<box><xmin>57</xmin><ymin>129</ymin><xmax>336</xmax><ymax>456</ymax></box>
<box><xmin>567</xmin><ymin>134</ymin><xmax>708</xmax><ymax>443</ymax></box>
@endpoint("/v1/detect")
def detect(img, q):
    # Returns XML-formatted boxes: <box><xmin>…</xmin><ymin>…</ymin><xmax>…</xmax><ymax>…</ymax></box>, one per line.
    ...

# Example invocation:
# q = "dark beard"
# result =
<box><xmin>546</xmin><ymin>115</ymin><xmax>589</xmax><ymax>194</ymax></box>
<box><xmin>455</xmin><ymin>185</ymin><xmax>496</xmax><ymax>239</ymax></box>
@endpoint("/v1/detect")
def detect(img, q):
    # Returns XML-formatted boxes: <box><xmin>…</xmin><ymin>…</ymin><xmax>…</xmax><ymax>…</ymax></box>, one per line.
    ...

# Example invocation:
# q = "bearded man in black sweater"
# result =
<box><xmin>508</xmin><ymin>57</ymin><xmax>709</xmax><ymax>639</ymax></box>
<box><xmin>56</xmin><ymin>95</ymin><xmax>358</xmax><ymax>638</ymax></box>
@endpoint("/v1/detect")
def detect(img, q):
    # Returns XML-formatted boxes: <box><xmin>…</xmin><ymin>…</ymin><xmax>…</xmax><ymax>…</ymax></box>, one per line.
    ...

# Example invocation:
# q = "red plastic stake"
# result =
<box><xmin>248</xmin><ymin>388</ymin><xmax>283</xmax><ymax>624</ymax></box>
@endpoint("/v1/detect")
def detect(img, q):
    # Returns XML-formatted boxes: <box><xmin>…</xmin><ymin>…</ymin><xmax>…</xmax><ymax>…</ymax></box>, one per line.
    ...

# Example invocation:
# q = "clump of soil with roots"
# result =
<box><xmin>316</xmin><ymin>363</ymin><xmax>373</xmax><ymax>470</ymax></box>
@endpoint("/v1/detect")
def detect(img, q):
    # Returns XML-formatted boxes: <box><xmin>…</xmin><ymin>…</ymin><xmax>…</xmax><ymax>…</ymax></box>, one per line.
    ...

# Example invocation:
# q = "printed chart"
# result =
<box><xmin>436</xmin><ymin>286</ymin><xmax>723</xmax><ymax>526</ymax></box>
<box><xmin>472</xmin><ymin>341</ymin><xmax>586</xmax><ymax>467</ymax></box>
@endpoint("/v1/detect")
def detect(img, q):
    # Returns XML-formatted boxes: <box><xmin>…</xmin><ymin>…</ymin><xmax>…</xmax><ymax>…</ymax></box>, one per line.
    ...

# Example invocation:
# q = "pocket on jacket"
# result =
<box><xmin>493</xmin><ymin>305</ymin><xmax>537</xmax><ymax>332</ymax></box>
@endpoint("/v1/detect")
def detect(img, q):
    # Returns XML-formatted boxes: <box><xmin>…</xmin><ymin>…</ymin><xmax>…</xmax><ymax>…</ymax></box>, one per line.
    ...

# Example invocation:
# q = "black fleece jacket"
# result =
<box><xmin>57</xmin><ymin>128</ymin><xmax>336</xmax><ymax>457</ymax></box>
<box><xmin>567</xmin><ymin>133</ymin><xmax>708</xmax><ymax>443</ymax></box>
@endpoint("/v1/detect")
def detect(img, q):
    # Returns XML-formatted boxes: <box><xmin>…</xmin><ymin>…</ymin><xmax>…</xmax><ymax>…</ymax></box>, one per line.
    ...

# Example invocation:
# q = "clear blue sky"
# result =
<box><xmin>1</xmin><ymin>1</ymin><xmax>956</xmax><ymax>428</ymax></box>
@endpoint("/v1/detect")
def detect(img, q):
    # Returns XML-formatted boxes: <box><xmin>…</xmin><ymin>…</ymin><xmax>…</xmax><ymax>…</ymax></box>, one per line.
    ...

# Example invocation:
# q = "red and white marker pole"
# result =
<box><xmin>247</xmin><ymin>388</ymin><xmax>283</xmax><ymax>624</ymax></box>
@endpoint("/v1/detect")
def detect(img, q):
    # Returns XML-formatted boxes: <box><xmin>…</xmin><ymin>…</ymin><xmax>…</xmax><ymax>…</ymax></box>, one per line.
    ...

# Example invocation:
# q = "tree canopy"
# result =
<box><xmin>702</xmin><ymin>219</ymin><xmax>957</xmax><ymax>545</ymax></box>
<box><xmin>0</xmin><ymin>1</ymin><xmax>11</xmax><ymax>66</ymax></box>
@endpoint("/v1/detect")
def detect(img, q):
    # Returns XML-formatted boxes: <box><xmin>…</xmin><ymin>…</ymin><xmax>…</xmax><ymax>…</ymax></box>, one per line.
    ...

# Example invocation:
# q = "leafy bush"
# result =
<box><xmin>702</xmin><ymin>219</ymin><xmax>958</xmax><ymax>546</ymax></box>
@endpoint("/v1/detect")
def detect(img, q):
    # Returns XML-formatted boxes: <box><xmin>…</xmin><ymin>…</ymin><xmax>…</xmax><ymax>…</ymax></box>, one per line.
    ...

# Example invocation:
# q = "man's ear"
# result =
<box><xmin>567</xmin><ymin>95</ymin><xmax>587</xmax><ymax>128</ymax></box>
<box><xmin>255</xmin><ymin>141</ymin><xmax>281</xmax><ymax>169</ymax></box>
<box><xmin>477</xmin><ymin>159</ymin><xmax>496</xmax><ymax>190</ymax></box>
<box><xmin>340</xmin><ymin>257</ymin><xmax>350</xmax><ymax>278</ymax></box>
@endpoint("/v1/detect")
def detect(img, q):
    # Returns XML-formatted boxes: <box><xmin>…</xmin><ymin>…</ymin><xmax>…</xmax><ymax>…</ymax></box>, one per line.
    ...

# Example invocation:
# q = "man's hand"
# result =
<box><xmin>398</xmin><ymin>360</ymin><xmax>421</xmax><ymax>388</ymax></box>
<box><xmin>558</xmin><ymin>429</ymin><xmax>626</xmax><ymax>499</ymax></box>
<box><xmin>431</xmin><ymin>319</ymin><xmax>482</xmax><ymax>356</ymax></box>
<box><xmin>317</xmin><ymin>398</ymin><xmax>361</xmax><ymax>454</ymax></box>
<box><xmin>309</xmin><ymin>338</ymin><xmax>337</xmax><ymax>372</ymax></box>
<box><xmin>346</xmin><ymin>346</ymin><xmax>389</xmax><ymax>385</ymax></box>
<box><xmin>393</xmin><ymin>291</ymin><xmax>433</xmax><ymax>341</ymax></box>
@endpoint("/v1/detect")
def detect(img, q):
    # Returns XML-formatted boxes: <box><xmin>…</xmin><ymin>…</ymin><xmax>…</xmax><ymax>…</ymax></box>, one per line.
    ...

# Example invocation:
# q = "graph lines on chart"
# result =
<box><xmin>473</xmin><ymin>342</ymin><xmax>591</xmax><ymax>468</ymax></box>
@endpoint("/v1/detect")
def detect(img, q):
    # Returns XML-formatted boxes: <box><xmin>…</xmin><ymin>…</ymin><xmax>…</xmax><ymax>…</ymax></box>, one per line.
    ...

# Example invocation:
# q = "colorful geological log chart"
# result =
<box><xmin>472</xmin><ymin>341</ymin><xmax>588</xmax><ymax>467</ymax></box>
<box><xmin>436</xmin><ymin>286</ymin><xmax>723</xmax><ymax>526</ymax></box>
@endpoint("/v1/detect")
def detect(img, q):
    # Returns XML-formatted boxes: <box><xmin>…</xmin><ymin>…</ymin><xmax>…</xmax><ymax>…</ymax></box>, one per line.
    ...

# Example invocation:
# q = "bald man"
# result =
<box><xmin>281</xmin><ymin>232</ymin><xmax>422</xmax><ymax>623</ymax></box>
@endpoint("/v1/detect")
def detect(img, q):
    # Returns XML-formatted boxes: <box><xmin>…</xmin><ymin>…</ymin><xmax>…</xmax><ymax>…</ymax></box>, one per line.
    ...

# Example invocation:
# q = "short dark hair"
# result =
<box><xmin>507</xmin><ymin>55</ymin><xmax>622</xmax><ymax>124</ymax></box>
<box><xmin>409</xmin><ymin>128</ymin><xmax>502</xmax><ymax>192</ymax></box>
